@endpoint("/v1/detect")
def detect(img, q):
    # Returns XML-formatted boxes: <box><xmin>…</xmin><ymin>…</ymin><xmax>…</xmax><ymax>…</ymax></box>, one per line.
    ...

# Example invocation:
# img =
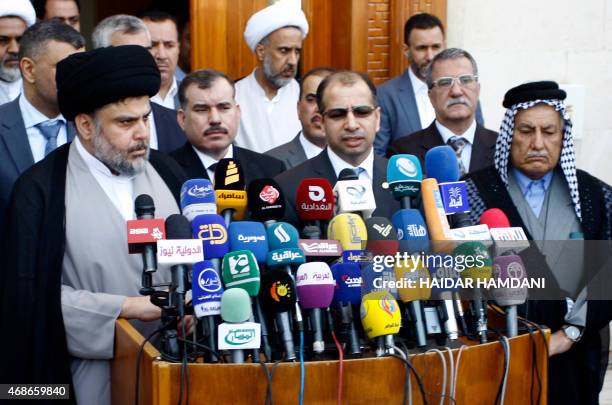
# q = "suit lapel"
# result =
<box><xmin>420</xmin><ymin>122</ymin><xmax>445</xmax><ymax>154</ymax></box>
<box><xmin>310</xmin><ymin>149</ymin><xmax>337</xmax><ymax>183</ymax></box>
<box><xmin>176</xmin><ymin>143</ymin><xmax>210</xmax><ymax>180</ymax></box>
<box><xmin>0</xmin><ymin>99</ymin><xmax>34</xmax><ymax>174</ymax></box>
<box><xmin>470</xmin><ymin>125</ymin><xmax>495</xmax><ymax>172</ymax></box>
<box><xmin>287</xmin><ymin>133</ymin><xmax>308</xmax><ymax>167</ymax></box>
<box><xmin>397</xmin><ymin>71</ymin><xmax>421</xmax><ymax>132</ymax></box>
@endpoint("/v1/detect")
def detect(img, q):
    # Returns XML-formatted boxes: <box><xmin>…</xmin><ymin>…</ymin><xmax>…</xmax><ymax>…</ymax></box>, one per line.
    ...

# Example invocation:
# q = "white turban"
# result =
<box><xmin>244</xmin><ymin>1</ymin><xmax>309</xmax><ymax>52</ymax></box>
<box><xmin>0</xmin><ymin>0</ymin><xmax>36</xmax><ymax>27</ymax></box>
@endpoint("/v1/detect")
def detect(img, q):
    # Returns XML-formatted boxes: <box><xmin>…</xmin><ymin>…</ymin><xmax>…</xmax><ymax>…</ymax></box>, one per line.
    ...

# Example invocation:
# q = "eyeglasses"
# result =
<box><xmin>429</xmin><ymin>74</ymin><xmax>479</xmax><ymax>89</ymax></box>
<box><xmin>322</xmin><ymin>105</ymin><xmax>377</xmax><ymax>120</ymax></box>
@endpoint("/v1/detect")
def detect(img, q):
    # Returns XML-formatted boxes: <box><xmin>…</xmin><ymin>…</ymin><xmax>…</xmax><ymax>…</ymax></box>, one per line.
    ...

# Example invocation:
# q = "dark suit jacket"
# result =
<box><xmin>265</xmin><ymin>132</ymin><xmax>308</xmax><ymax>169</ymax></box>
<box><xmin>375</xmin><ymin>69</ymin><xmax>484</xmax><ymax>155</ymax></box>
<box><xmin>170</xmin><ymin>142</ymin><xmax>286</xmax><ymax>184</ymax></box>
<box><xmin>387</xmin><ymin>121</ymin><xmax>497</xmax><ymax>176</ymax></box>
<box><xmin>0</xmin><ymin>97</ymin><xmax>75</xmax><ymax>231</ymax></box>
<box><xmin>274</xmin><ymin>148</ymin><xmax>400</xmax><ymax>226</ymax></box>
<box><xmin>151</xmin><ymin>102</ymin><xmax>187</xmax><ymax>153</ymax></box>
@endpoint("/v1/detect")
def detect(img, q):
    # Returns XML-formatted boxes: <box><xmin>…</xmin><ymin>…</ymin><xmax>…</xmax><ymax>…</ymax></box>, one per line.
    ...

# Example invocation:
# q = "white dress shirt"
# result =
<box><xmin>435</xmin><ymin>119</ymin><xmax>476</xmax><ymax>172</ymax></box>
<box><xmin>298</xmin><ymin>131</ymin><xmax>324</xmax><ymax>159</ymax></box>
<box><xmin>234</xmin><ymin>69</ymin><xmax>301</xmax><ymax>153</ymax></box>
<box><xmin>327</xmin><ymin>147</ymin><xmax>374</xmax><ymax>182</ymax></box>
<box><xmin>74</xmin><ymin>137</ymin><xmax>135</xmax><ymax>221</ymax></box>
<box><xmin>0</xmin><ymin>78</ymin><xmax>22</xmax><ymax>105</ymax></box>
<box><xmin>148</xmin><ymin>109</ymin><xmax>159</xmax><ymax>150</ymax></box>
<box><xmin>151</xmin><ymin>77</ymin><xmax>178</xmax><ymax>110</ymax></box>
<box><xmin>19</xmin><ymin>94</ymin><xmax>68</xmax><ymax>163</ymax></box>
<box><xmin>408</xmin><ymin>68</ymin><xmax>436</xmax><ymax>129</ymax></box>
<box><xmin>193</xmin><ymin>144</ymin><xmax>234</xmax><ymax>184</ymax></box>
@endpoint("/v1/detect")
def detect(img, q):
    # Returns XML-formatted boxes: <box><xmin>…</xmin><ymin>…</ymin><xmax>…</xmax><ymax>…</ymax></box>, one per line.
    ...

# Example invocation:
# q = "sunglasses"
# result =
<box><xmin>429</xmin><ymin>74</ymin><xmax>479</xmax><ymax>89</ymax></box>
<box><xmin>322</xmin><ymin>105</ymin><xmax>377</xmax><ymax>120</ymax></box>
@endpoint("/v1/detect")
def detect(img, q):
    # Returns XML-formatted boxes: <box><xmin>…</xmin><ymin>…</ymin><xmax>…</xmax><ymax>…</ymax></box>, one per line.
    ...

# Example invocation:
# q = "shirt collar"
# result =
<box><xmin>435</xmin><ymin>119</ymin><xmax>477</xmax><ymax>144</ymax></box>
<box><xmin>408</xmin><ymin>67</ymin><xmax>428</xmax><ymax>94</ymax></box>
<box><xmin>19</xmin><ymin>93</ymin><xmax>65</xmax><ymax>129</ymax></box>
<box><xmin>74</xmin><ymin>136</ymin><xmax>134</xmax><ymax>181</ymax></box>
<box><xmin>193</xmin><ymin>144</ymin><xmax>234</xmax><ymax>170</ymax></box>
<box><xmin>151</xmin><ymin>77</ymin><xmax>178</xmax><ymax>104</ymax></box>
<box><xmin>298</xmin><ymin>131</ymin><xmax>324</xmax><ymax>159</ymax></box>
<box><xmin>512</xmin><ymin>166</ymin><xmax>554</xmax><ymax>195</ymax></box>
<box><xmin>327</xmin><ymin>147</ymin><xmax>374</xmax><ymax>180</ymax></box>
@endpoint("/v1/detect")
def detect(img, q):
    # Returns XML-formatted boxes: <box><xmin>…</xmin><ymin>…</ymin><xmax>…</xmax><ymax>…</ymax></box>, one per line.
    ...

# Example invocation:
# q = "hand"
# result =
<box><xmin>120</xmin><ymin>296</ymin><xmax>162</xmax><ymax>322</ymax></box>
<box><xmin>548</xmin><ymin>330</ymin><xmax>574</xmax><ymax>356</ymax></box>
<box><xmin>177</xmin><ymin>315</ymin><xmax>195</xmax><ymax>338</ymax></box>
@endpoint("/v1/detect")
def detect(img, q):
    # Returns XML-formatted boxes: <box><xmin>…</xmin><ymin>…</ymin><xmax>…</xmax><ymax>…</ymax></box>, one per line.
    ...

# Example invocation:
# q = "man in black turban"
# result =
<box><xmin>464</xmin><ymin>81</ymin><xmax>612</xmax><ymax>405</ymax></box>
<box><xmin>0</xmin><ymin>45</ymin><xmax>187</xmax><ymax>405</ymax></box>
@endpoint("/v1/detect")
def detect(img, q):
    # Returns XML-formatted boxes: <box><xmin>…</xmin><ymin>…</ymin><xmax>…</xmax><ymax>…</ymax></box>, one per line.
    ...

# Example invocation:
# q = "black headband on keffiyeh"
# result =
<box><xmin>494</xmin><ymin>82</ymin><xmax>581</xmax><ymax>221</ymax></box>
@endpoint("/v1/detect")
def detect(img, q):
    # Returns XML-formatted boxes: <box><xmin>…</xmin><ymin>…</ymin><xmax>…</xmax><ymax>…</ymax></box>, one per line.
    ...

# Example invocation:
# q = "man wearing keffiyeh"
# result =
<box><xmin>463</xmin><ymin>81</ymin><xmax>612</xmax><ymax>404</ymax></box>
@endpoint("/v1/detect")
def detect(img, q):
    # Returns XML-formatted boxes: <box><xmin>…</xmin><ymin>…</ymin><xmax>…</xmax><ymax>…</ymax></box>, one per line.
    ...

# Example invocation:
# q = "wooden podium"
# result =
<box><xmin>112</xmin><ymin>319</ymin><xmax>548</xmax><ymax>405</ymax></box>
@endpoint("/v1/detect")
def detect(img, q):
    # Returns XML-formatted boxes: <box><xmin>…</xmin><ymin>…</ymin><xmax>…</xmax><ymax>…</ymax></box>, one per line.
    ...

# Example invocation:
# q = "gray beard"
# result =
<box><xmin>92</xmin><ymin>128</ymin><xmax>149</xmax><ymax>176</ymax></box>
<box><xmin>0</xmin><ymin>66</ymin><xmax>20</xmax><ymax>83</ymax></box>
<box><xmin>262</xmin><ymin>56</ymin><xmax>294</xmax><ymax>89</ymax></box>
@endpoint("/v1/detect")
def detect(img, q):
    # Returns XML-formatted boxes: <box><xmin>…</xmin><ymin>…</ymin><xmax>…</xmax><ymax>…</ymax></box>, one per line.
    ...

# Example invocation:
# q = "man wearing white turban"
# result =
<box><xmin>235</xmin><ymin>0</ymin><xmax>309</xmax><ymax>153</ymax></box>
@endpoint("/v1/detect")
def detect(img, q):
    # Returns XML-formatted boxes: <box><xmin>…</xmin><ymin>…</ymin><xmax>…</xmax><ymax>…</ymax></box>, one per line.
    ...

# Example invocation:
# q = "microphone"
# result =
<box><xmin>360</xmin><ymin>291</ymin><xmax>402</xmax><ymax>357</ymax></box>
<box><xmin>219</xmin><ymin>288</ymin><xmax>261</xmax><ymax>363</ymax></box>
<box><xmin>327</xmin><ymin>213</ymin><xmax>370</xmax><ymax>263</ymax></box>
<box><xmin>180</xmin><ymin>179</ymin><xmax>217</xmax><ymax>222</ymax></box>
<box><xmin>365</xmin><ymin>217</ymin><xmax>399</xmax><ymax>257</ymax></box>
<box><xmin>480</xmin><ymin>208</ymin><xmax>529</xmax><ymax>255</ymax></box>
<box><xmin>490</xmin><ymin>255</ymin><xmax>528</xmax><ymax>337</ymax></box>
<box><xmin>266</xmin><ymin>222</ymin><xmax>306</xmax><ymax>269</ymax></box>
<box><xmin>247</xmin><ymin>178</ymin><xmax>286</xmax><ymax>224</ymax></box>
<box><xmin>191</xmin><ymin>214</ymin><xmax>230</xmax><ymax>267</ymax></box>
<box><xmin>333</xmin><ymin>168</ymin><xmax>376</xmax><ymax>219</ymax></box>
<box><xmin>260</xmin><ymin>269</ymin><xmax>298</xmax><ymax>360</ymax></box>
<box><xmin>361</xmin><ymin>261</ymin><xmax>398</xmax><ymax>298</ymax></box>
<box><xmin>386</xmin><ymin>154</ymin><xmax>423</xmax><ymax>208</ymax></box>
<box><xmin>214</xmin><ymin>158</ymin><xmax>247</xmax><ymax>225</ymax></box>
<box><xmin>295</xmin><ymin>262</ymin><xmax>335</xmax><ymax>354</ymax></box>
<box><xmin>295</xmin><ymin>178</ymin><xmax>334</xmax><ymax>239</ymax></box>
<box><xmin>421</xmin><ymin>177</ymin><xmax>453</xmax><ymax>246</ymax></box>
<box><xmin>192</xmin><ymin>260</ymin><xmax>223</xmax><ymax>361</ymax></box>
<box><xmin>331</xmin><ymin>262</ymin><xmax>363</xmax><ymax>355</ymax></box>
<box><xmin>127</xmin><ymin>194</ymin><xmax>166</xmax><ymax>295</ymax></box>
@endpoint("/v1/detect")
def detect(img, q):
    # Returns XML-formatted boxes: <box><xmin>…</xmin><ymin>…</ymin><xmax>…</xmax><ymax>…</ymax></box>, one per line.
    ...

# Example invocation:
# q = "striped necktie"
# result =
<box><xmin>447</xmin><ymin>136</ymin><xmax>468</xmax><ymax>177</ymax></box>
<box><xmin>36</xmin><ymin>120</ymin><xmax>63</xmax><ymax>156</ymax></box>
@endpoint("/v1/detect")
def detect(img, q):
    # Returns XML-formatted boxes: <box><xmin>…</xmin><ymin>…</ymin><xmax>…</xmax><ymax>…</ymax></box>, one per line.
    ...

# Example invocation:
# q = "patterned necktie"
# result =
<box><xmin>447</xmin><ymin>136</ymin><xmax>468</xmax><ymax>177</ymax></box>
<box><xmin>36</xmin><ymin>120</ymin><xmax>63</xmax><ymax>156</ymax></box>
<box><xmin>355</xmin><ymin>167</ymin><xmax>366</xmax><ymax>178</ymax></box>
<box><xmin>526</xmin><ymin>178</ymin><xmax>546</xmax><ymax>217</ymax></box>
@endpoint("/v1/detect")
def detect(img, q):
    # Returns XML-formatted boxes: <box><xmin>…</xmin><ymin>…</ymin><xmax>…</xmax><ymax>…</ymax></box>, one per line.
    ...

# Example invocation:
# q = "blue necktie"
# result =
<box><xmin>36</xmin><ymin>120</ymin><xmax>63</xmax><ymax>156</ymax></box>
<box><xmin>355</xmin><ymin>167</ymin><xmax>366</xmax><ymax>178</ymax></box>
<box><xmin>526</xmin><ymin>179</ymin><xmax>546</xmax><ymax>217</ymax></box>
<box><xmin>447</xmin><ymin>136</ymin><xmax>468</xmax><ymax>176</ymax></box>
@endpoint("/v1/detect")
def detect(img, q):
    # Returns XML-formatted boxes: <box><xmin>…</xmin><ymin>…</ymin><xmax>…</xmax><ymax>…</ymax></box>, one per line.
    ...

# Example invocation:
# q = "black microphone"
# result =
<box><xmin>165</xmin><ymin>214</ymin><xmax>193</xmax><ymax>317</ymax></box>
<box><xmin>247</xmin><ymin>178</ymin><xmax>286</xmax><ymax>225</ymax></box>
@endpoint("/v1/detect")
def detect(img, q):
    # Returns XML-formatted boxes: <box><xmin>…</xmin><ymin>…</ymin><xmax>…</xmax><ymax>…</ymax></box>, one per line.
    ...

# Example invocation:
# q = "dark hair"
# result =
<box><xmin>18</xmin><ymin>20</ymin><xmax>84</xmax><ymax>60</ymax></box>
<box><xmin>404</xmin><ymin>13</ymin><xmax>444</xmax><ymax>45</ymax></box>
<box><xmin>316</xmin><ymin>70</ymin><xmax>377</xmax><ymax>113</ymax></box>
<box><xmin>178</xmin><ymin>69</ymin><xmax>235</xmax><ymax>109</ymax></box>
<box><xmin>425</xmin><ymin>48</ymin><xmax>478</xmax><ymax>89</ymax></box>
<box><xmin>138</xmin><ymin>10</ymin><xmax>178</xmax><ymax>28</ymax></box>
<box><xmin>32</xmin><ymin>0</ymin><xmax>81</xmax><ymax>20</ymax></box>
<box><xmin>299</xmin><ymin>67</ymin><xmax>336</xmax><ymax>99</ymax></box>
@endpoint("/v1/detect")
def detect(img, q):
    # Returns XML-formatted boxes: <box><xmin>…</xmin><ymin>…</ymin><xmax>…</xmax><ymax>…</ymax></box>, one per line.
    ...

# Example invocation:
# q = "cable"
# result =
<box><xmin>134</xmin><ymin>322</ymin><xmax>171</xmax><ymax>405</ymax></box>
<box><xmin>261</xmin><ymin>359</ymin><xmax>284</xmax><ymax>405</ymax></box>
<box><xmin>331</xmin><ymin>331</ymin><xmax>344</xmax><ymax>405</ymax></box>
<box><xmin>299</xmin><ymin>330</ymin><xmax>305</xmax><ymax>405</ymax></box>
<box><xmin>444</xmin><ymin>346</ymin><xmax>455</xmax><ymax>403</ymax></box>
<box><xmin>452</xmin><ymin>345</ymin><xmax>467</xmax><ymax>401</ymax></box>
<box><xmin>388</xmin><ymin>353</ymin><xmax>428</xmax><ymax>405</ymax></box>
<box><xmin>177</xmin><ymin>316</ymin><xmax>189</xmax><ymax>405</ymax></box>
<box><xmin>494</xmin><ymin>335</ymin><xmax>510</xmax><ymax>405</ymax></box>
<box><xmin>425</xmin><ymin>349</ymin><xmax>447</xmax><ymax>405</ymax></box>
<box><xmin>177</xmin><ymin>338</ymin><xmax>224</xmax><ymax>362</ymax></box>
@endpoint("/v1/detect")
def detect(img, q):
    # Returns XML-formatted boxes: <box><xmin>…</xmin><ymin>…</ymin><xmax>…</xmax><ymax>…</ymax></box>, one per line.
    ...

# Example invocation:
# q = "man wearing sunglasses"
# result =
<box><xmin>275</xmin><ymin>70</ymin><xmax>400</xmax><ymax>226</ymax></box>
<box><xmin>388</xmin><ymin>48</ymin><xmax>497</xmax><ymax>177</ymax></box>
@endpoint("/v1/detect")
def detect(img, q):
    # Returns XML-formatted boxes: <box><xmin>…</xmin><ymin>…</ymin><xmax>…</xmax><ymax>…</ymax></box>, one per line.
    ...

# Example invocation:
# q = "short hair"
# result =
<box><xmin>316</xmin><ymin>70</ymin><xmax>377</xmax><ymax>113</ymax></box>
<box><xmin>404</xmin><ymin>13</ymin><xmax>444</xmax><ymax>45</ymax></box>
<box><xmin>138</xmin><ymin>10</ymin><xmax>178</xmax><ymax>28</ymax></box>
<box><xmin>92</xmin><ymin>14</ymin><xmax>149</xmax><ymax>49</ymax></box>
<box><xmin>18</xmin><ymin>20</ymin><xmax>84</xmax><ymax>61</ymax></box>
<box><xmin>425</xmin><ymin>48</ymin><xmax>479</xmax><ymax>89</ymax></box>
<box><xmin>178</xmin><ymin>69</ymin><xmax>235</xmax><ymax>109</ymax></box>
<box><xmin>32</xmin><ymin>0</ymin><xmax>81</xmax><ymax>20</ymax></box>
<box><xmin>299</xmin><ymin>67</ymin><xmax>336</xmax><ymax>99</ymax></box>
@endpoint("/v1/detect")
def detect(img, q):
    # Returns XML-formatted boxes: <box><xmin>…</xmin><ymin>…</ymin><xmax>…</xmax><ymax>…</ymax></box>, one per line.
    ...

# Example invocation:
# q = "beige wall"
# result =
<box><xmin>447</xmin><ymin>0</ymin><xmax>612</xmax><ymax>184</ymax></box>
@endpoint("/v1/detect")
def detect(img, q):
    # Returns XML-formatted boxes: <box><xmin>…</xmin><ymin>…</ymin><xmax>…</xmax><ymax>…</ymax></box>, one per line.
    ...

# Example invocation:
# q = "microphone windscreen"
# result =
<box><xmin>259</xmin><ymin>269</ymin><xmax>296</xmax><ymax>313</ymax></box>
<box><xmin>247</xmin><ymin>178</ymin><xmax>286</xmax><ymax>221</ymax></box>
<box><xmin>331</xmin><ymin>262</ymin><xmax>362</xmax><ymax>305</ymax></box>
<box><xmin>214</xmin><ymin>158</ymin><xmax>246</xmax><ymax>190</ymax></box>
<box><xmin>386</xmin><ymin>155</ymin><xmax>423</xmax><ymax>199</ymax></box>
<box><xmin>391</xmin><ymin>209</ymin><xmax>430</xmax><ymax>254</ymax></box>
<box><xmin>295</xmin><ymin>262</ymin><xmax>335</xmax><ymax>309</ymax></box>
<box><xmin>421</xmin><ymin>178</ymin><xmax>452</xmax><ymax>248</ymax></box>
<box><xmin>480</xmin><ymin>208</ymin><xmax>511</xmax><ymax>229</ymax></box>
<box><xmin>425</xmin><ymin>145</ymin><xmax>460</xmax><ymax>183</ymax></box>
<box><xmin>135</xmin><ymin>194</ymin><xmax>155</xmax><ymax>218</ymax></box>
<box><xmin>453</xmin><ymin>241</ymin><xmax>493</xmax><ymax>282</ymax></box>
<box><xmin>228</xmin><ymin>221</ymin><xmax>269</xmax><ymax>262</ymax></box>
<box><xmin>361</xmin><ymin>262</ymin><xmax>398</xmax><ymax>298</ymax></box>
<box><xmin>192</xmin><ymin>260</ymin><xmax>224</xmax><ymax>318</ymax></box>
<box><xmin>490</xmin><ymin>255</ymin><xmax>528</xmax><ymax>306</ymax></box>
<box><xmin>394</xmin><ymin>258</ymin><xmax>432</xmax><ymax>302</ymax></box>
<box><xmin>338</xmin><ymin>168</ymin><xmax>358</xmax><ymax>180</ymax></box>
<box><xmin>221</xmin><ymin>250</ymin><xmax>261</xmax><ymax>296</ymax></box>
<box><xmin>365</xmin><ymin>217</ymin><xmax>399</xmax><ymax>255</ymax></box>
<box><xmin>360</xmin><ymin>291</ymin><xmax>401</xmax><ymax>339</ymax></box>
<box><xmin>165</xmin><ymin>214</ymin><xmax>192</xmax><ymax>239</ymax></box>
<box><xmin>180</xmin><ymin>179</ymin><xmax>216</xmax><ymax>221</ymax></box>
<box><xmin>267</xmin><ymin>222</ymin><xmax>300</xmax><ymax>250</ymax></box>
<box><xmin>328</xmin><ymin>213</ymin><xmax>367</xmax><ymax>251</ymax></box>
<box><xmin>221</xmin><ymin>288</ymin><xmax>252</xmax><ymax>322</ymax></box>
<box><xmin>295</xmin><ymin>178</ymin><xmax>335</xmax><ymax>220</ymax></box>
<box><xmin>191</xmin><ymin>214</ymin><xmax>230</xmax><ymax>259</ymax></box>
<box><xmin>428</xmin><ymin>254</ymin><xmax>461</xmax><ymax>294</ymax></box>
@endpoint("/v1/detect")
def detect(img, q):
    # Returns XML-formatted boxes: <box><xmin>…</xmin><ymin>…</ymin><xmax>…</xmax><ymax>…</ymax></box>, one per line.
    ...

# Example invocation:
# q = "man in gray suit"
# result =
<box><xmin>375</xmin><ymin>13</ymin><xmax>483</xmax><ymax>155</ymax></box>
<box><xmin>0</xmin><ymin>20</ymin><xmax>83</xmax><ymax>230</ymax></box>
<box><xmin>266</xmin><ymin>67</ymin><xmax>335</xmax><ymax>168</ymax></box>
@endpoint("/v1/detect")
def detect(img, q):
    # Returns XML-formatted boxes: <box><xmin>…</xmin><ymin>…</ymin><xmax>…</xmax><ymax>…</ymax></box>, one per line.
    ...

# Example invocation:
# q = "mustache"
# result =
<box><xmin>526</xmin><ymin>151</ymin><xmax>548</xmax><ymax>158</ymax></box>
<box><xmin>128</xmin><ymin>141</ymin><xmax>148</xmax><ymax>153</ymax></box>
<box><xmin>204</xmin><ymin>125</ymin><xmax>228</xmax><ymax>135</ymax></box>
<box><xmin>446</xmin><ymin>97</ymin><xmax>472</xmax><ymax>108</ymax></box>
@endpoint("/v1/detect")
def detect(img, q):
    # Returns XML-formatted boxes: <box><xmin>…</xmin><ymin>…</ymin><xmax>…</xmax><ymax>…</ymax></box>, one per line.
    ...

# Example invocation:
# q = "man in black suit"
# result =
<box><xmin>171</xmin><ymin>69</ymin><xmax>285</xmax><ymax>184</ymax></box>
<box><xmin>388</xmin><ymin>48</ymin><xmax>497</xmax><ymax>176</ymax></box>
<box><xmin>275</xmin><ymin>70</ymin><xmax>400</xmax><ymax>225</ymax></box>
